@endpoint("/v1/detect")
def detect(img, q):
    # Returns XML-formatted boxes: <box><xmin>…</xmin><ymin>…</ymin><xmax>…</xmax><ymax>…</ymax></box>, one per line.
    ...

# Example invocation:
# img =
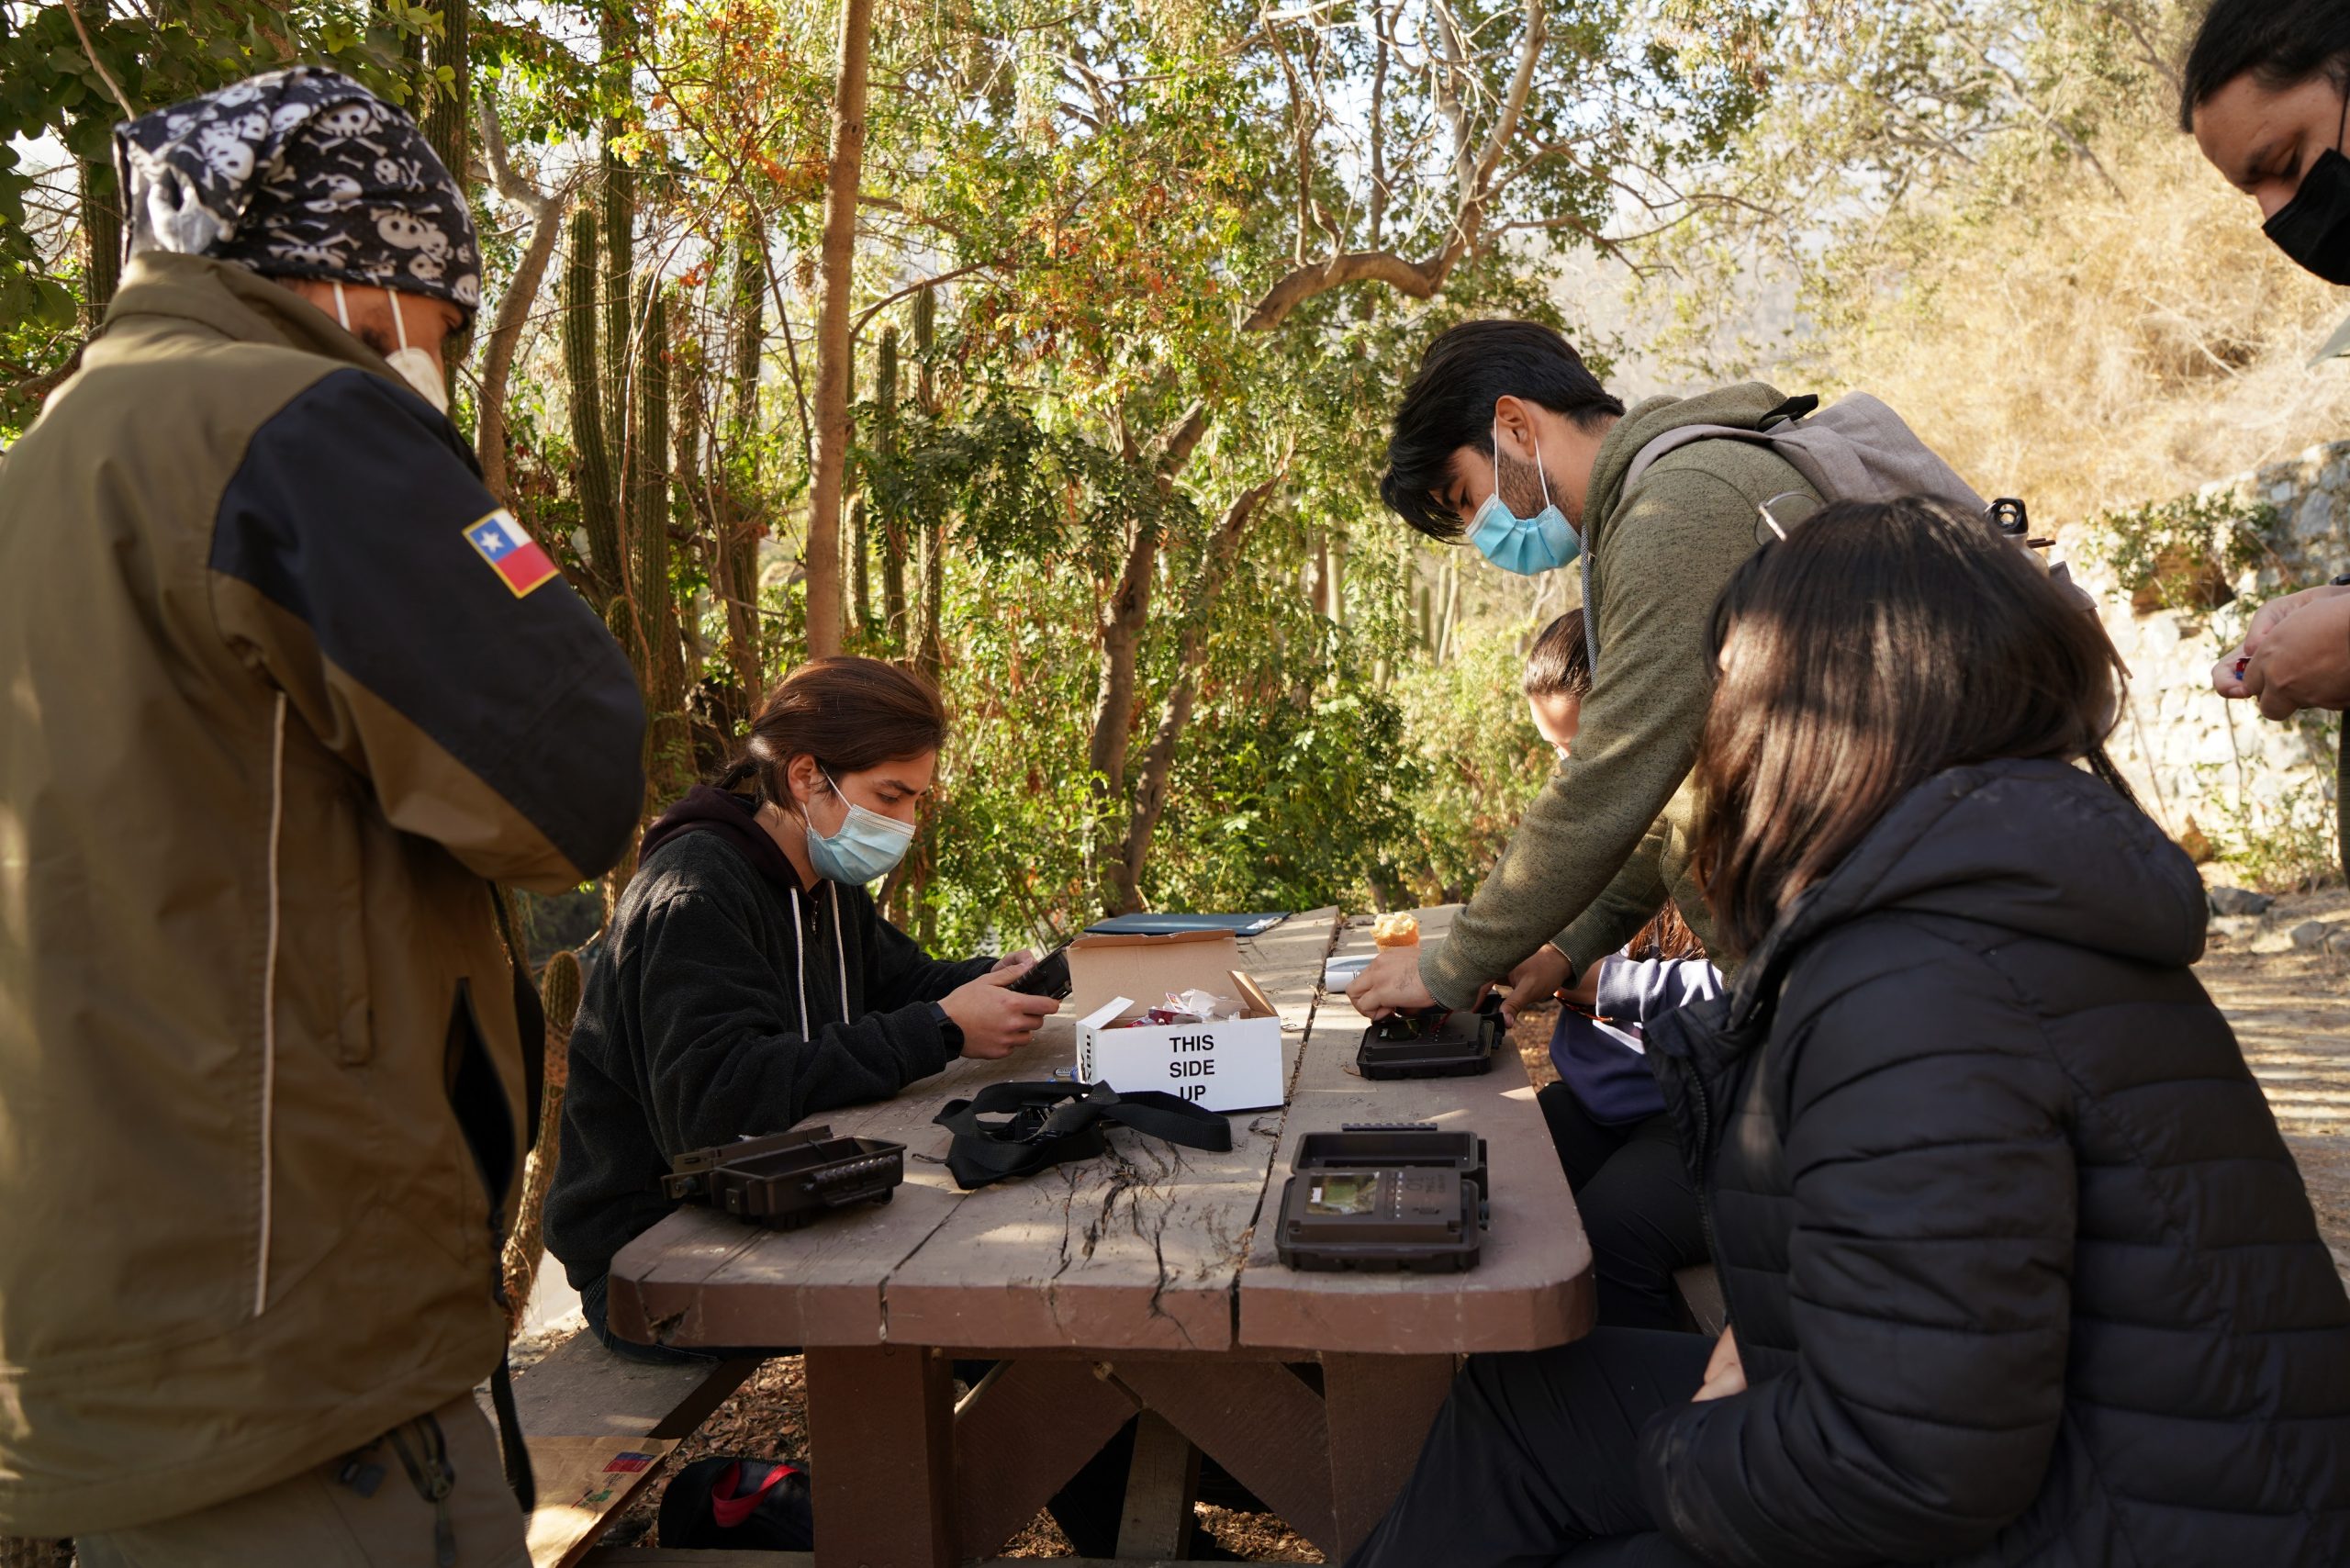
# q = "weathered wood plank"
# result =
<box><xmin>1237</xmin><ymin>906</ymin><xmax>1595</xmax><ymax>1353</ymax></box>
<box><xmin>1114</xmin><ymin>1412</ymin><xmax>1201</xmax><ymax>1560</ymax></box>
<box><xmin>1323</xmin><ymin>1352</ymin><xmax>1456</xmax><ymax>1559</ymax></box>
<box><xmin>608</xmin><ymin>1049</ymin><xmax>1029</xmax><ymax>1350</ymax></box>
<box><xmin>509</xmin><ymin>1330</ymin><xmax>755</xmax><ymax>1443</ymax></box>
<box><xmin>879</xmin><ymin>910</ymin><xmax>1341</xmax><ymax>1351</ymax></box>
<box><xmin>804</xmin><ymin>1344</ymin><xmax>955</xmax><ymax>1568</ymax></box>
<box><xmin>951</xmin><ymin>1358</ymin><xmax>1138</xmax><ymax>1558</ymax></box>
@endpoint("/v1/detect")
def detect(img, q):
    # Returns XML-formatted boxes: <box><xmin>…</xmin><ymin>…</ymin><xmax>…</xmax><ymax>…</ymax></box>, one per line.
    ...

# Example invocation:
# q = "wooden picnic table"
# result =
<box><xmin>607</xmin><ymin>905</ymin><xmax>1593</xmax><ymax>1565</ymax></box>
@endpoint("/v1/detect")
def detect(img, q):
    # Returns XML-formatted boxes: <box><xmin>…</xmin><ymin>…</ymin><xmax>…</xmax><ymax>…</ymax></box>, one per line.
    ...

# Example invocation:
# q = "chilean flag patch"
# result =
<box><xmin>463</xmin><ymin>509</ymin><xmax>559</xmax><ymax>598</ymax></box>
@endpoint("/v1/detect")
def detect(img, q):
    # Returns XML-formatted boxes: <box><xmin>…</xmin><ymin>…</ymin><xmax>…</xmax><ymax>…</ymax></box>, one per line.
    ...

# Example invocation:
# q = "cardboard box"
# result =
<box><xmin>1069</xmin><ymin>929</ymin><xmax>1286</xmax><ymax>1112</ymax></box>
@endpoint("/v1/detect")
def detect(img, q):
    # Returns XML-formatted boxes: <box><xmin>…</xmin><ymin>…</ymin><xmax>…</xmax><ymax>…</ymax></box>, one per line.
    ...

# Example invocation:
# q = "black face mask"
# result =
<box><xmin>2266</xmin><ymin>95</ymin><xmax>2350</xmax><ymax>286</ymax></box>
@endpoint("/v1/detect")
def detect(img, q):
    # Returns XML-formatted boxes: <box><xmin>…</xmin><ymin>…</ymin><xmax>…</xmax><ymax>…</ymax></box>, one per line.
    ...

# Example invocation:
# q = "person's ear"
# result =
<box><xmin>1493</xmin><ymin>395</ymin><xmax>1536</xmax><ymax>463</ymax></box>
<box><xmin>783</xmin><ymin>755</ymin><xmax>824</xmax><ymax>812</ymax></box>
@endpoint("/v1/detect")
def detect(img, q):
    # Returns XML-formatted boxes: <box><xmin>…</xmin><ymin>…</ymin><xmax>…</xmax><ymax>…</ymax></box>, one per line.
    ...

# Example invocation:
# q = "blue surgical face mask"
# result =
<box><xmin>1466</xmin><ymin>417</ymin><xmax>1579</xmax><ymax>575</ymax></box>
<box><xmin>804</xmin><ymin>771</ymin><xmax>916</xmax><ymax>884</ymax></box>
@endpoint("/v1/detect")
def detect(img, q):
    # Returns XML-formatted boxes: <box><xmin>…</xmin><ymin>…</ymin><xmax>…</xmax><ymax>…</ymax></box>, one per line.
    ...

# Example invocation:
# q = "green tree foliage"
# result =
<box><xmin>9</xmin><ymin>0</ymin><xmax>1773</xmax><ymax>945</ymax></box>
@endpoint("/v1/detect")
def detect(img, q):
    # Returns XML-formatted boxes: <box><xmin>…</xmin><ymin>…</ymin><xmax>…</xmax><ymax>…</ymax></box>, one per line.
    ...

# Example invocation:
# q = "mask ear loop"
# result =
<box><xmin>331</xmin><ymin>280</ymin><xmax>351</xmax><ymax>331</ymax></box>
<box><xmin>1492</xmin><ymin>409</ymin><xmax>1557</xmax><ymax>517</ymax></box>
<box><xmin>388</xmin><ymin>286</ymin><xmax>412</xmax><ymax>355</ymax></box>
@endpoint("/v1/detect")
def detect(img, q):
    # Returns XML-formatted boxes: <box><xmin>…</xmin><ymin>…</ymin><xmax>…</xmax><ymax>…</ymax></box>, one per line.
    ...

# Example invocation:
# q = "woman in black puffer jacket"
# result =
<box><xmin>1350</xmin><ymin>499</ymin><xmax>2350</xmax><ymax>1568</ymax></box>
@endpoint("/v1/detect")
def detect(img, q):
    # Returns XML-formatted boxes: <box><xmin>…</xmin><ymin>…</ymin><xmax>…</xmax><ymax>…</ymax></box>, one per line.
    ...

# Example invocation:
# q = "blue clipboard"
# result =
<box><xmin>1082</xmin><ymin>912</ymin><xmax>1291</xmax><ymax>937</ymax></box>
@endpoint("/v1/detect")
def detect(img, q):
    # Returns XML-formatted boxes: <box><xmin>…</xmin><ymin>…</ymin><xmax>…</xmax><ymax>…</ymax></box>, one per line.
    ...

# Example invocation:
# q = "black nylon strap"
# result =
<box><xmin>933</xmin><ymin>1081</ymin><xmax>1233</xmax><ymax>1190</ymax></box>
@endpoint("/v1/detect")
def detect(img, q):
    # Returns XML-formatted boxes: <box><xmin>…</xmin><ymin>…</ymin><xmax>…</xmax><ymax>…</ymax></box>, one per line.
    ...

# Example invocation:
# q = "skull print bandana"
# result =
<box><xmin>112</xmin><ymin>67</ymin><xmax>480</xmax><ymax>319</ymax></box>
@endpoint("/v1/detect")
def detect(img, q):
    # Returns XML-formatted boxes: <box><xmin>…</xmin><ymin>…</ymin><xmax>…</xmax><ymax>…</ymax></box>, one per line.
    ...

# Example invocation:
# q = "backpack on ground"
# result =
<box><xmin>657</xmin><ymin>1457</ymin><xmax>813</xmax><ymax>1550</ymax></box>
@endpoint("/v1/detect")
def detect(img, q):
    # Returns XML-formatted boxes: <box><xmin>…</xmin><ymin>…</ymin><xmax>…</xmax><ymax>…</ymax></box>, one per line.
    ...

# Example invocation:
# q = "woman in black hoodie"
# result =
<box><xmin>547</xmin><ymin>657</ymin><xmax>1059</xmax><ymax>1358</ymax></box>
<box><xmin>1350</xmin><ymin>500</ymin><xmax>2350</xmax><ymax>1567</ymax></box>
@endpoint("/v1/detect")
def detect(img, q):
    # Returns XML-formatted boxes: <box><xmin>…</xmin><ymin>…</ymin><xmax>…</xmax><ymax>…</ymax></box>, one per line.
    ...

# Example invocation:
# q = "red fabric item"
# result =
<box><xmin>711</xmin><ymin>1460</ymin><xmax>800</xmax><ymax>1529</ymax></box>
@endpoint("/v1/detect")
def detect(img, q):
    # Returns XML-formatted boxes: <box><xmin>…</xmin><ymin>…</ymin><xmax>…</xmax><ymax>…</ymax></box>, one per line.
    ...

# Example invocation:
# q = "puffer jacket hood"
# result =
<box><xmin>1725</xmin><ymin>757</ymin><xmax>2208</xmax><ymax>1024</ymax></box>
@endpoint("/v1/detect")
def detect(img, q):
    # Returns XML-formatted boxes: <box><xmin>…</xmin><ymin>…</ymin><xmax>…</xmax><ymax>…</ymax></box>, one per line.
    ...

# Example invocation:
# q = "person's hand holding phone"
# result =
<box><xmin>942</xmin><ymin>967</ymin><xmax>1059</xmax><ymax>1058</ymax></box>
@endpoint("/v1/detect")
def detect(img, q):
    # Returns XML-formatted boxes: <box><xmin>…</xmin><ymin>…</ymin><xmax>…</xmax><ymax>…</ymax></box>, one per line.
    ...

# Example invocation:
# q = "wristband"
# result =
<box><xmin>929</xmin><ymin>1002</ymin><xmax>965</xmax><ymax>1053</ymax></box>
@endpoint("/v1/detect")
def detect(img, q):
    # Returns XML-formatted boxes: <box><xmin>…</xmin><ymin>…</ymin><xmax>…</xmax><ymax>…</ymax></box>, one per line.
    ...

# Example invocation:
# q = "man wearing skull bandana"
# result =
<box><xmin>0</xmin><ymin>68</ymin><xmax>644</xmax><ymax>1565</ymax></box>
<box><xmin>2185</xmin><ymin>1</ymin><xmax>2350</xmax><ymax>870</ymax></box>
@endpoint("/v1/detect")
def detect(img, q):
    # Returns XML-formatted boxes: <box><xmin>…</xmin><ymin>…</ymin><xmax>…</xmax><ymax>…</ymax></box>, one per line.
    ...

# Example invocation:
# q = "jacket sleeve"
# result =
<box><xmin>207</xmin><ymin>368</ymin><xmax>646</xmax><ymax>890</ymax></box>
<box><xmin>631</xmin><ymin>887</ymin><xmax>960</xmax><ymax>1154</ymax></box>
<box><xmin>1552</xmin><ymin>823</ymin><xmax>1672</xmax><ymax>980</ymax></box>
<box><xmin>1421</xmin><ymin>467</ymin><xmax>1761</xmax><ymax>1008</ymax></box>
<box><xmin>863</xmin><ymin>910</ymin><xmax>997</xmax><ymax>1010</ymax></box>
<box><xmin>1595</xmin><ymin>958</ymin><xmax>1723</xmax><ymax>1025</ymax></box>
<box><xmin>1639</xmin><ymin>938</ymin><xmax>2076</xmax><ymax>1566</ymax></box>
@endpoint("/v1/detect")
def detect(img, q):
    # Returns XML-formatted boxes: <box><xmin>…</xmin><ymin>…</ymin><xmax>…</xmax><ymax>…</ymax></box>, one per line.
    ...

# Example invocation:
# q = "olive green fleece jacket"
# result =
<box><xmin>1420</xmin><ymin>384</ymin><xmax>1820</xmax><ymax>1007</ymax></box>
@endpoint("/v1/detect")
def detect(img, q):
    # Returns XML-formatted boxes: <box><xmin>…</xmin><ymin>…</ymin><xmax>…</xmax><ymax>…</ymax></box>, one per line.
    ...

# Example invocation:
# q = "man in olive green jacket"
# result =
<box><xmin>0</xmin><ymin>71</ymin><xmax>644</xmax><ymax>1563</ymax></box>
<box><xmin>1350</xmin><ymin>320</ymin><xmax>1819</xmax><ymax>1015</ymax></box>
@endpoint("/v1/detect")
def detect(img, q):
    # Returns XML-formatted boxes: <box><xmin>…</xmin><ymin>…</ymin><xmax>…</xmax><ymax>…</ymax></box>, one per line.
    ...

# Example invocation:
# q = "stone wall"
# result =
<box><xmin>2062</xmin><ymin>439</ymin><xmax>2350</xmax><ymax>881</ymax></box>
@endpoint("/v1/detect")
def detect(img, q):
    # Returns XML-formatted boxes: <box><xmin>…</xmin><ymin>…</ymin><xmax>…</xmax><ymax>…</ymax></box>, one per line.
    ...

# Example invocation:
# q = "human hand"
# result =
<box><xmin>1692</xmin><ymin>1325</ymin><xmax>1745</xmax><ymax>1403</ymax></box>
<box><xmin>990</xmin><ymin>948</ymin><xmax>1038</xmax><ymax>974</ymax></box>
<box><xmin>1500</xmin><ymin>945</ymin><xmax>1572</xmax><ymax>1024</ymax></box>
<box><xmin>2214</xmin><ymin>584</ymin><xmax>2350</xmax><ymax>713</ymax></box>
<box><xmin>941</xmin><ymin>968</ymin><xmax>1060</xmax><ymax>1058</ymax></box>
<box><xmin>1348</xmin><ymin>944</ymin><xmax>1438</xmax><ymax>1018</ymax></box>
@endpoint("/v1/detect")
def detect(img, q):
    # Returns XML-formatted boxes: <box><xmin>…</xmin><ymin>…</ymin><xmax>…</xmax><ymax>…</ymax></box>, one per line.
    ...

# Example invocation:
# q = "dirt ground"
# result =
<box><xmin>590</xmin><ymin>905</ymin><xmax>2350</xmax><ymax>1560</ymax></box>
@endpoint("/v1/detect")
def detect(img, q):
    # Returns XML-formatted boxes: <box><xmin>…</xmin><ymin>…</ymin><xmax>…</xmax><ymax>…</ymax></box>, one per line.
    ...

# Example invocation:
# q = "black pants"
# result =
<box><xmin>1539</xmin><ymin>1083</ymin><xmax>1709</xmax><ymax>1332</ymax></box>
<box><xmin>1344</xmin><ymin>1328</ymin><xmax>1716</xmax><ymax>1568</ymax></box>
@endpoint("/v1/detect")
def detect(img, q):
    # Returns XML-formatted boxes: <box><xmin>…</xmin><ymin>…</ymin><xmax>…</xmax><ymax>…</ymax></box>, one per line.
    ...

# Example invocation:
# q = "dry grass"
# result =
<box><xmin>1810</xmin><ymin>124</ymin><xmax>2350</xmax><ymax>524</ymax></box>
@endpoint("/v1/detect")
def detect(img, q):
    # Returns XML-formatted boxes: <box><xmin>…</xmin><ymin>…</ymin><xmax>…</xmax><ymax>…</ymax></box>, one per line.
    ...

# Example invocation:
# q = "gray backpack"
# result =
<box><xmin>1582</xmin><ymin>392</ymin><xmax>2041</xmax><ymax>666</ymax></box>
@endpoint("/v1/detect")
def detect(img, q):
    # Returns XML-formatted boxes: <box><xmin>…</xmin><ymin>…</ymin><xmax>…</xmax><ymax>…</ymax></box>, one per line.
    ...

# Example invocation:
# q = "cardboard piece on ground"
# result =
<box><xmin>524</xmin><ymin>1435</ymin><xmax>679</xmax><ymax>1568</ymax></box>
<box><xmin>1069</xmin><ymin>930</ymin><xmax>1283</xmax><ymax>1111</ymax></box>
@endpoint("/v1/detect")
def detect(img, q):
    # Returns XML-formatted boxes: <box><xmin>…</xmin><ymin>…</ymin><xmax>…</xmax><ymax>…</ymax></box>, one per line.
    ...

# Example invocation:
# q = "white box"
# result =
<box><xmin>1067</xmin><ymin>929</ymin><xmax>1285</xmax><ymax>1113</ymax></box>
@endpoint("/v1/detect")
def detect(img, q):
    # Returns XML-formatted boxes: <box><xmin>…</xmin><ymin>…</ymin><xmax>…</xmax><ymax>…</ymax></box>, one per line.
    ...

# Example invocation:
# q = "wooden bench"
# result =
<box><xmin>502</xmin><ymin>1330</ymin><xmax>760</xmax><ymax>1568</ymax></box>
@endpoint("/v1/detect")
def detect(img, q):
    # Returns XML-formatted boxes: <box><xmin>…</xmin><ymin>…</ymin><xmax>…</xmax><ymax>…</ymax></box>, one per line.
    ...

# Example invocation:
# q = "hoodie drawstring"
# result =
<box><xmin>787</xmin><ymin>883</ymin><xmax>853</xmax><ymax>1038</ymax></box>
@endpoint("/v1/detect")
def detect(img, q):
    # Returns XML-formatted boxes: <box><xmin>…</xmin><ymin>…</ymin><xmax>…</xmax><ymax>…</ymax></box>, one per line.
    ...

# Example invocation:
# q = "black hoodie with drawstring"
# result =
<box><xmin>544</xmin><ymin>785</ymin><xmax>995</xmax><ymax>1293</ymax></box>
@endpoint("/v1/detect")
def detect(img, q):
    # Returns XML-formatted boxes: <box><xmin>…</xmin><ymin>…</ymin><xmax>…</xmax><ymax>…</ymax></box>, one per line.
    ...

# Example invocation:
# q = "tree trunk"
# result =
<box><xmin>718</xmin><ymin>236</ymin><xmax>767</xmax><ymax>700</ymax></box>
<box><xmin>875</xmin><ymin>325</ymin><xmax>908</xmax><ymax>644</ymax></box>
<box><xmin>562</xmin><ymin>208</ymin><xmax>621</xmax><ymax>592</ymax></box>
<box><xmin>500</xmin><ymin>946</ymin><xmax>580</xmax><ymax>1333</ymax></box>
<box><xmin>420</xmin><ymin>0</ymin><xmax>468</xmax><ymax>198</ymax></box>
<box><xmin>1088</xmin><ymin>523</ymin><xmax>1159</xmax><ymax>811</ymax></box>
<box><xmin>804</xmin><ymin>0</ymin><xmax>875</xmax><ymax>659</ymax></box>
<box><xmin>1110</xmin><ymin>478</ymin><xmax>1277</xmax><ymax>912</ymax></box>
<box><xmin>473</xmin><ymin>155</ymin><xmax>565</xmax><ymax>506</ymax></box>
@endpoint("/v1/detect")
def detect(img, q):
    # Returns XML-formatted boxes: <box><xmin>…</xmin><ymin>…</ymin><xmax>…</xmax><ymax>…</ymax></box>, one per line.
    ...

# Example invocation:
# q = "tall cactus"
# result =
<box><xmin>912</xmin><ymin>287</ymin><xmax>946</xmax><ymax>679</ymax></box>
<box><xmin>875</xmin><ymin>325</ymin><xmax>907</xmax><ymax>645</ymax></box>
<box><xmin>500</xmin><ymin>946</ymin><xmax>581</xmax><ymax>1334</ymax></box>
<box><xmin>563</xmin><ymin>208</ymin><xmax>621</xmax><ymax>588</ymax></box>
<box><xmin>632</xmin><ymin>282</ymin><xmax>693</xmax><ymax>808</ymax></box>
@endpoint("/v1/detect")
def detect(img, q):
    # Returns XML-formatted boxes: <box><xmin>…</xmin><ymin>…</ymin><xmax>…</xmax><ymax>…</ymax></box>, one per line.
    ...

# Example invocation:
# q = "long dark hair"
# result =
<box><xmin>2181</xmin><ymin>0</ymin><xmax>2350</xmax><ymax>130</ymax></box>
<box><xmin>718</xmin><ymin>656</ymin><xmax>949</xmax><ymax>807</ymax></box>
<box><xmin>1694</xmin><ymin>498</ymin><xmax>2127</xmax><ymax>957</ymax></box>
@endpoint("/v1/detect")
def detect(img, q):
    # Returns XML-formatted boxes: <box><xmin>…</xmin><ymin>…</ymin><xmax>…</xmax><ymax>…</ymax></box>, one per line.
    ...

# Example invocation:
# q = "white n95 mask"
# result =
<box><xmin>333</xmin><ymin>280</ymin><xmax>450</xmax><ymax>415</ymax></box>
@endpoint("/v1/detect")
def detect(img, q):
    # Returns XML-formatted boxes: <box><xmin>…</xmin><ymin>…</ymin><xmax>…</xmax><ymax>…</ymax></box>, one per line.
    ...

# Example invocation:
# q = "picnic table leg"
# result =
<box><xmin>804</xmin><ymin>1343</ymin><xmax>955</xmax><ymax>1568</ymax></box>
<box><xmin>1321</xmin><ymin>1352</ymin><xmax>1458</xmax><ymax>1561</ymax></box>
<box><xmin>1114</xmin><ymin>1410</ymin><xmax>1200</xmax><ymax>1559</ymax></box>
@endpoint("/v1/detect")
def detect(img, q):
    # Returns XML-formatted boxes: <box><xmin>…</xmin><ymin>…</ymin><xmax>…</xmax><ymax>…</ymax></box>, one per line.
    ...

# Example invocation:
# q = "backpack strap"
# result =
<box><xmin>1619</xmin><ymin>421</ymin><xmax>1781</xmax><ymax>496</ymax></box>
<box><xmin>932</xmin><ymin>1081</ymin><xmax>1232</xmax><ymax>1190</ymax></box>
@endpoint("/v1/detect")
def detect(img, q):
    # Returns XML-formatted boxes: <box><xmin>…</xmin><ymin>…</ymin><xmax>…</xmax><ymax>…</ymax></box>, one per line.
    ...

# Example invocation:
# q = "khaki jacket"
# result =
<box><xmin>0</xmin><ymin>253</ymin><xmax>645</xmax><ymax>1534</ymax></box>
